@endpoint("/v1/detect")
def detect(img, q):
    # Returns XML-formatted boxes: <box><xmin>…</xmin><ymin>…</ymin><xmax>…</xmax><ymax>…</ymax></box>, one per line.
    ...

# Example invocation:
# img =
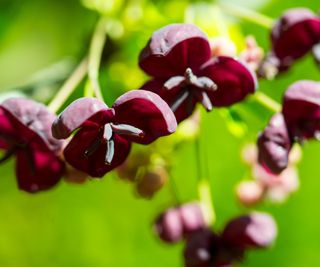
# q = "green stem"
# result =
<box><xmin>47</xmin><ymin>57</ymin><xmax>88</xmax><ymax>113</ymax></box>
<box><xmin>253</xmin><ymin>91</ymin><xmax>281</xmax><ymax>113</ymax></box>
<box><xmin>218</xmin><ymin>2</ymin><xmax>274</xmax><ymax>29</ymax></box>
<box><xmin>168</xmin><ymin>172</ymin><xmax>181</xmax><ymax>205</ymax></box>
<box><xmin>194</xmin><ymin>137</ymin><xmax>216</xmax><ymax>225</ymax></box>
<box><xmin>198</xmin><ymin>179</ymin><xmax>215</xmax><ymax>225</ymax></box>
<box><xmin>88</xmin><ymin>17</ymin><xmax>107</xmax><ymax>102</ymax></box>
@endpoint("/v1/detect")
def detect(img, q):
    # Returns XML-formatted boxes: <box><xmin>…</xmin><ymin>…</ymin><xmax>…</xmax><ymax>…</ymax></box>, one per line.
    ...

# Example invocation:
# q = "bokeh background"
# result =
<box><xmin>0</xmin><ymin>0</ymin><xmax>320</xmax><ymax>266</ymax></box>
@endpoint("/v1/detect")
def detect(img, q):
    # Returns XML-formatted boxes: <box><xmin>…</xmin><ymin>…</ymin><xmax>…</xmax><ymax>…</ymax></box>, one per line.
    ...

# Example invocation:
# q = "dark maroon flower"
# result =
<box><xmin>222</xmin><ymin>212</ymin><xmax>277</xmax><ymax>249</ymax></box>
<box><xmin>271</xmin><ymin>8</ymin><xmax>320</xmax><ymax>70</ymax></box>
<box><xmin>154</xmin><ymin>202</ymin><xmax>206</xmax><ymax>243</ymax></box>
<box><xmin>0</xmin><ymin>98</ymin><xmax>65</xmax><ymax>193</ymax></box>
<box><xmin>184</xmin><ymin>229</ymin><xmax>216</xmax><ymax>267</ymax></box>
<box><xmin>184</xmin><ymin>229</ymin><xmax>244</xmax><ymax>267</ymax></box>
<box><xmin>139</xmin><ymin>23</ymin><xmax>257</xmax><ymax>123</ymax></box>
<box><xmin>283</xmin><ymin>80</ymin><xmax>320</xmax><ymax>141</ymax></box>
<box><xmin>257</xmin><ymin>113</ymin><xmax>292</xmax><ymax>174</ymax></box>
<box><xmin>52</xmin><ymin>90</ymin><xmax>177</xmax><ymax>177</ymax></box>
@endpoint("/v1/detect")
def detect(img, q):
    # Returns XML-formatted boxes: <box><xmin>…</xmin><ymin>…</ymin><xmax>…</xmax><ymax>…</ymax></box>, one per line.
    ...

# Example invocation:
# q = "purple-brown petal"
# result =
<box><xmin>154</xmin><ymin>208</ymin><xmax>184</xmax><ymax>243</ymax></box>
<box><xmin>183</xmin><ymin>229</ymin><xmax>215</xmax><ymax>267</ymax></box>
<box><xmin>15</xmin><ymin>142</ymin><xmax>64</xmax><ymax>193</ymax></box>
<box><xmin>139</xmin><ymin>24</ymin><xmax>211</xmax><ymax>78</ymax></box>
<box><xmin>0</xmin><ymin>98</ymin><xmax>65</xmax><ymax>193</ymax></box>
<box><xmin>283</xmin><ymin>80</ymin><xmax>320</xmax><ymax>141</ymax></box>
<box><xmin>112</xmin><ymin>90</ymin><xmax>177</xmax><ymax>144</ymax></box>
<box><xmin>222</xmin><ymin>212</ymin><xmax>277</xmax><ymax>249</ymax></box>
<box><xmin>1</xmin><ymin>98</ymin><xmax>63</xmax><ymax>153</ymax></box>
<box><xmin>200</xmin><ymin>56</ymin><xmax>257</xmax><ymax>107</ymax></box>
<box><xmin>52</xmin><ymin>97</ymin><xmax>112</xmax><ymax>139</ymax></box>
<box><xmin>179</xmin><ymin>202</ymin><xmax>206</xmax><ymax>235</ymax></box>
<box><xmin>257</xmin><ymin>113</ymin><xmax>292</xmax><ymax>174</ymax></box>
<box><xmin>141</xmin><ymin>79</ymin><xmax>197</xmax><ymax>123</ymax></box>
<box><xmin>63</xmin><ymin>127</ymin><xmax>131</xmax><ymax>177</ymax></box>
<box><xmin>271</xmin><ymin>8</ymin><xmax>320</xmax><ymax>66</ymax></box>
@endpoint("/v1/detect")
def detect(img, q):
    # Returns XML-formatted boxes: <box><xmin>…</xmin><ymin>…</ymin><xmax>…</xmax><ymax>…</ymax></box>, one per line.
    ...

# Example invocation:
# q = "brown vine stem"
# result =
<box><xmin>218</xmin><ymin>2</ymin><xmax>274</xmax><ymax>29</ymax></box>
<box><xmin>47</xmin><ymin>57</ymin><xmax>88</xmax><ymax>113</ymax></box>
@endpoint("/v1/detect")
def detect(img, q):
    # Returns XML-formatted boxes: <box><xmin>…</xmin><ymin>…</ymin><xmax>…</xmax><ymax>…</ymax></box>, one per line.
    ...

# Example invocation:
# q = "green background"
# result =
<box><xmin>0</xmin><ymin>0</ymin><xmax>320</xmax><ymax>266</ymax></box>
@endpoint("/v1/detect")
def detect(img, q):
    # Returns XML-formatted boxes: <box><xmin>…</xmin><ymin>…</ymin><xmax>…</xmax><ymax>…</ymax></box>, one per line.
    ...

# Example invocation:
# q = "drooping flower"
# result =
<box><xmin>257</xmin><ymin>113</ymin><xmax>292</xmax><ymax>174</ymax></box>
<box><xmin>52</xmin><ymin>90</ymin><xmax>177</xmax><ymax>177</ymax></box>
<box><xmin>222</xmin><ymin>212</ymin><xmax>277</xmax><ymax>249</ymax></box>
<box><xmin>139</xmin><ymin>23</ymin><xmax>257</xmax><ymax>123</ymax></box>
<box><xmin>183</xmin><ymin>212</ymin><xmax>277</xmax><ymax>267</ymax></box>
<box><xmin>0</xmin><ymin>98</ymin><xmax>65</xmax><ymax>193</ymax></box>
<box><xmin>282</xmin><ymin>80</ymin><xmax>320</xmax><ymax>141</ymax></box>
<box><xmin>260</xmin><ymin>8</ymin><xmax>320</xmax><ymax>78</ymax></box>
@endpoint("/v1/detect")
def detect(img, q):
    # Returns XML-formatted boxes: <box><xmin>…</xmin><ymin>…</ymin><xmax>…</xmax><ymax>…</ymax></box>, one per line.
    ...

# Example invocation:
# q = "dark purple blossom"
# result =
<box><xmin>184</xmin><ymin>212</ymin><xmax>277</xmax><ymax>267</ymax></box>
<box><xmin>282</xmin><ymin>80</ymin><xmax>320</xmax><ymax>141</ymax></box>
<box><xmin>257</xmin><ymin>113</ymin><xmax>292</xmax><ymax>174</ymax></box>
<box><xmin>269</xmin><ymin>8</ymin><xmax>320</xmax><ymax>71</ymax></box>
<box><xmin>139</xmin><ymin>24</ymin><xmax>257</xmax><ymax>123</ymax></box>
<box><xmin>52</xmin><ymin>90</ymin><xmax>177</xmax><ymax>177</ymax></box>
<box><xmin>0</xmin><ymin>98</ymin><xmax>65</xmax><ymax>193</ymax></box>
<box><xmin>222</xmin><ymin>212</ymin><xmax>277</xmax><ymax>249</ymax></box>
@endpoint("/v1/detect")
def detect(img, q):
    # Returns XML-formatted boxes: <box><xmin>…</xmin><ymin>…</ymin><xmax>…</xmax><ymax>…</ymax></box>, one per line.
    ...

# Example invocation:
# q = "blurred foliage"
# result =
<box><xmin>0</xmin><ymin>0</ymin><xmax>320</xmax><ymax>266</ymax></box>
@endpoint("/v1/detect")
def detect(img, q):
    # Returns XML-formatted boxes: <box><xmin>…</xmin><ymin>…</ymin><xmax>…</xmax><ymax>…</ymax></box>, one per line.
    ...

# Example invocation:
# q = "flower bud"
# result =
<box><xmin>210</xmin><ymin>37</ymin><xmax>237</xmax><ymax>57</ymax></box>
<box><xmin>236</xmin><ymin>180</ymin><xmax>264</xmax><ymax>206</ymax></box>
<box><xmin>136</xmin><ymin>166</ymin><xmax>168</xmax><ymax>199</ymax></box>
<box><xmin>241</xmin><ymin>143</ymin><xmax>257</xmax><ymax>165</ymax></box>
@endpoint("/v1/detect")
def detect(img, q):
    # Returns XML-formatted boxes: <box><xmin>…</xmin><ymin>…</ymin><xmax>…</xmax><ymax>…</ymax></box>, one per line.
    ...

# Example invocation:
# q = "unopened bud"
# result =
<box><xmin>236</xmin><ymin>180</ymin><xmax>264</xmax><ymax>206</ymax></box>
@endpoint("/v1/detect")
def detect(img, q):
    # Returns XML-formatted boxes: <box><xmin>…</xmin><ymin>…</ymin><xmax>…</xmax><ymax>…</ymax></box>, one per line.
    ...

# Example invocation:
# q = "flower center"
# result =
<box><xmin>84</xmin><ymin>123</ymin><xmax>144</xmax><ymax>165</ymax></box>
<box><xmin>163</xmin><ymin>68</ymin><xmax>218</xmax><ymax>112</ymax></box>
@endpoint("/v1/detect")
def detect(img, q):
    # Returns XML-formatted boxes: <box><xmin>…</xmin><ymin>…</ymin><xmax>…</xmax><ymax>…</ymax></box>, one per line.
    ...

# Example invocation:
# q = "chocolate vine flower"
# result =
<box><xmin>222</xmin><ymin>212</ymin><xmax>277</xmax><ymax>249</ymax></box>
<box><xmin>283</xmin><ymin>80</ymin><xmax>320</xmax><ymax>141</ymax></box>
<box><xmin>139</xmin><ymin>23</ymin><xmax>257</xmax><ymax>122</ymax></box>
<box><xmin>257</xmin><ymin>113</ymin><xmax>292</xmax><ymax>174</ymax></box>
<box><xmin>261</xmin><ymin>8</ymin><xmax>320</xmax><ymax>77</ymax></box>
<box><xmin>52</xmin><ymin>90</ymin><xmax>177</xmax><ymax>177</ymax></box>
<box><xmin>0</xmin><ymin>98</ymin><xmax>65</xmax><ymax>193</ymax></box>
<box><xmin>183</xmin><ymin>212</ymin><xmax>277</xmax><ymax>267</ymax></box>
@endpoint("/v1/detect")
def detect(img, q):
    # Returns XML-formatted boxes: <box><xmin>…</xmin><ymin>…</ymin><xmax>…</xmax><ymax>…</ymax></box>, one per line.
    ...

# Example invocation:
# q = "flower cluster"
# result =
<box><xmin>154</xmin><ymin>203</ymin><xmax>277</xmax><ymax>267</ymax></box>
<box><xmin>237</xmin><ymin>143</ymin><xmax>300</xmax><ymax>205</ymax></box>
<box><xmin>2</xmin><ymin>7</ymin><xmax>319</xmax><ymax>266</ymax></box>
<box><xmin>0</xmin><ymin>90</ymin><xmax>177</xmax><ymax>192</ymax></box>
<box><xmin>258</xmin><ymin>80</ymin><xmax>320</xmax><ymax>175</ymax></box>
